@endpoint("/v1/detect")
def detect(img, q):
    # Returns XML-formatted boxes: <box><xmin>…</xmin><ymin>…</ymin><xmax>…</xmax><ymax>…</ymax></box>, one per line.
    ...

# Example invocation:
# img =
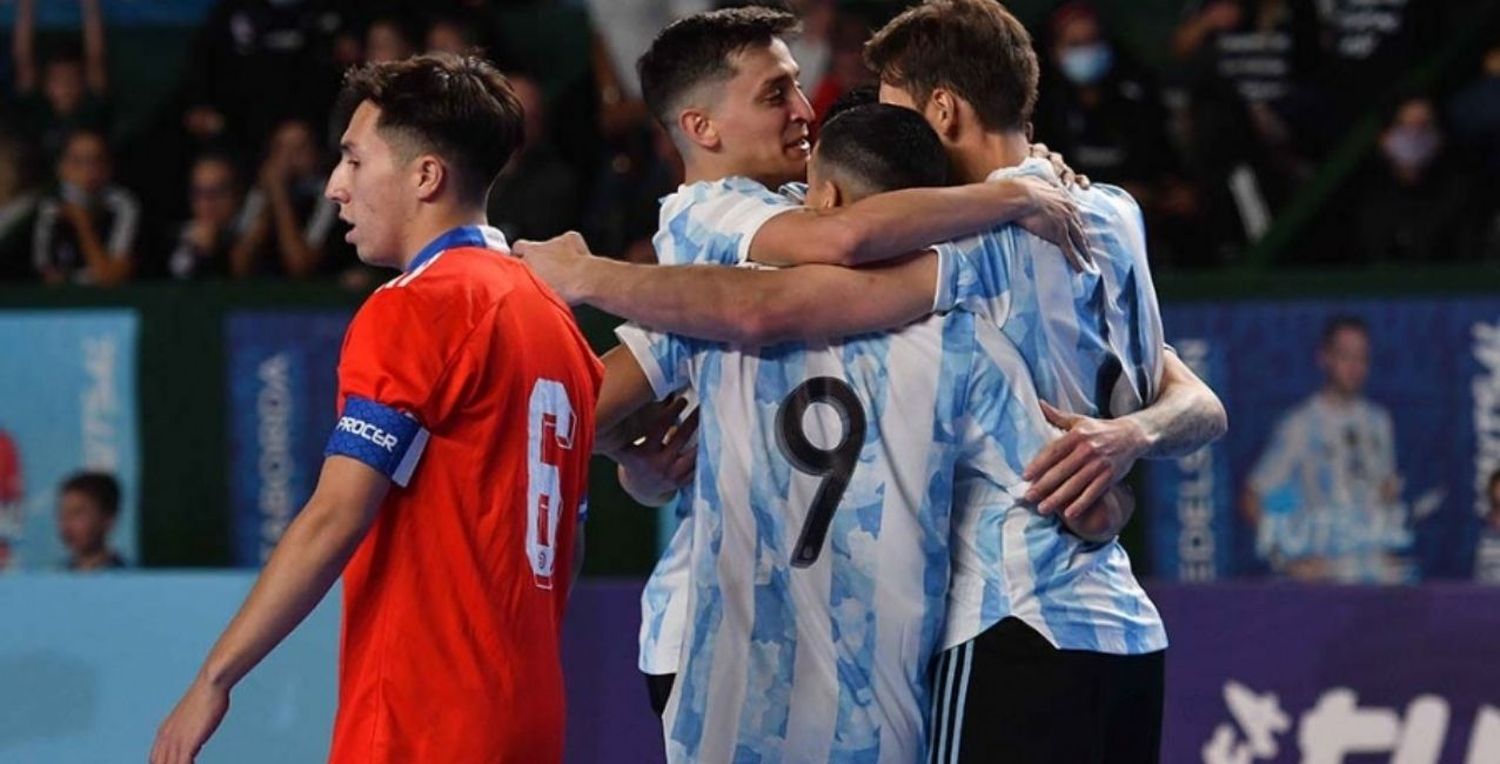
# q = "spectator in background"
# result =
<box><xmin>32</xmin><ymin>129</ymin><xmax>140</xmax><ymax>286</ymax></box>
<box><xmin>1449</xmin><ymin>40</ymin><xmax>1500</xmax><ymax>259</ymax></box>
<box><xmin>805</xmin><ymin>10</ymin><xmax>877</xmax><ymax>125</ymax></box>
<box><xmin>230</xmin><ymin>118</ymin><xmax>339</xmax><ymax>279</ymax></box>
<box><xmin>180</xmin><ymin>0</ymin><xmax>347</xmax><ymax>154</ymax></box>
<box><xmin>0</xmin><ymin>131</ymin><xmax>42</xmax><ymax>281</ymax></box>
<box><xmin>1035</xmin><ymin>2</ymin><xmax>1199</xmax><ymax>267</ymax></box>
<box><xmin>7</xmin><ymin>0</ymin><xmax>110</xmax><ymax>160</ymax></box>
<box><xmin>1477</xmin><ymin>469</ymin><xmax>1500</xmax><ymax>584</ymax></box>
<box><xmin>1317</xmin><ymin>0</ymin><xmax>1438</xmax><ymax>128</ymax></box>
<box><xmin>1355</xmin><ymin>97</ymin><xmax>1481</xmax><ymax>263</ymax></box>
<box><xmin>486</xmin><ymin>73</ymin><xmax>580</xmax><ymax>243</ymax></box>
<box><xmin>365</xmin><ymin>14</ymin><xmax>418</xmax><ymax>65</ymax></box>
<box><xmin>1174</xmin><ymin>0</ymin><xmax>1323</xmax><ymax>254</ymax></box>
<box><xmin>168</xmin><ymin>154</ymin><xmax>245</xmax><ymax>280</ymax></box>
<box><xmin>1243</xmin><ymin>316</ymin><xmax>1406</xmax><ymax>583</ymax></box>
<box><xmin>56</xmin><ymin>470</ymin><xmax>127</xmax><ymax>571</ymax></box>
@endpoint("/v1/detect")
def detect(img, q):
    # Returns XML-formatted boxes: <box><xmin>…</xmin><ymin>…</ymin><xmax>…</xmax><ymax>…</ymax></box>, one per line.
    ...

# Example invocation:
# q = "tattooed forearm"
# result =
<box><xmin>1128</xmin><ymin>350</ymin><xmax>1228</xmax><ymax>459</ymax></box>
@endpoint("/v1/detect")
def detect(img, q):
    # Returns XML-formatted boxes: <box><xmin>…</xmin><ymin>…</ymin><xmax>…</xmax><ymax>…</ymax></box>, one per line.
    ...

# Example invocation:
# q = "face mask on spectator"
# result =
<box><xmin>1059</xmin><ymin>43</ymin><xmax>1114</xmax><ymax>85</ymax></box>
<box><xmin>1382</xmin><ymin>126</ymin><xmax>1439</xmax><ymax>171</ymax></box>
<box><xmin>60</xmin><ymin>181</ymin><xmax>91</xmax><ymax>206</ymax></box>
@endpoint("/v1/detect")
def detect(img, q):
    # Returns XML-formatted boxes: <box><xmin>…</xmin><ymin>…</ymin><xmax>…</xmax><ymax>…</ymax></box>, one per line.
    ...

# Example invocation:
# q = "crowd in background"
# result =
<box><xmin>0</xmin><ymin>0</ymin><xmax>1498</xmax><ymax>289</ymax></box>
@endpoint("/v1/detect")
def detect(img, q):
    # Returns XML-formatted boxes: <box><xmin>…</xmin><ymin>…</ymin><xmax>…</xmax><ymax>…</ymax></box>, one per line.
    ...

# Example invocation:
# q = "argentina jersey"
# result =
<box><xmin>635</xmin><ymin>177</ymin><xmax>793</xmax><ymax>678</ymax></box>
<box><xmin>619</xmin><ymin>309</ymin><xmax>1014</xmax><ymax>764</ymax></box>
<box><xmin>617</xmin><ymin>176</ymin><xmax>1020</xmax><ymax>763</ymax></box>
<box><xmin>932</xmin><ymin>158</ymin><xmax>1168</xmax><ymax>655</ymax></box>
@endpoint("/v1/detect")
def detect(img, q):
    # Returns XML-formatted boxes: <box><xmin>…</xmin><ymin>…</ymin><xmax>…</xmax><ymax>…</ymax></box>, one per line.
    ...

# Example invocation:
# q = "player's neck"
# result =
<box><xmin>397</xmin><ymin>206</ymin><xmax>490</xmax><ymax>269</ymax></box>
<box><xmin>951</xmin><ymin>130</ymin><xmax>1031</xmax><ymax>184</ymax></box>
<box><xmin>1319</xmin><ymin>387</ymin><xmax>1361</xmax><ymax>407</ymax></box>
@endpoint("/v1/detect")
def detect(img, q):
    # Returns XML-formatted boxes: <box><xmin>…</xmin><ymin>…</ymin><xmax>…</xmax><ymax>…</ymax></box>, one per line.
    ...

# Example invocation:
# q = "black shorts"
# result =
<box><xmin>928</xmin><ymin>617</ymin><xmax>1165</xmax><ymax>764</ymax></box>
<box><xmin>644</xmin><ymin>672</ymin><xmax>676</xmax><ymax>718</ymax></box>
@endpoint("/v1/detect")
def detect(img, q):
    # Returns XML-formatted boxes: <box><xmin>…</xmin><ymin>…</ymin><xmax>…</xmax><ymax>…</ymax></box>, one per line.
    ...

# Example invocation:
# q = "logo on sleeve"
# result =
<box><xmin>336</xmin><ymin>416</ymin><xmax>400</xmax><ymax>452</ymax></box>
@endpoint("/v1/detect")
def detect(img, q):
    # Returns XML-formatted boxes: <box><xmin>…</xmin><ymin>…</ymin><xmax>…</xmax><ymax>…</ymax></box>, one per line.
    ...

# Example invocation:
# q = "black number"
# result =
<box><xmin>775</xmin><ymin>377</ymin><xmax>867</xmax><ymax>568</ymax></box>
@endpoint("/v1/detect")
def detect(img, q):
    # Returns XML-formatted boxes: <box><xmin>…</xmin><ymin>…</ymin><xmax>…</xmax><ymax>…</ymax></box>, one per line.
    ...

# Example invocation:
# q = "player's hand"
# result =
<box><xmin>150</xmin><ymin>677</ymin><xmax>229</xmax><ymax>764</ymax></box>
<box><xmin>1011</xmin><ymin>176</ymin><xmax>1091</xmax><ymax>271</ymax></box>
<box><xmin>1029</xmin><ymin>142</ymin><xmax>1090</xmax><ymax>190</ymax></box>
<box><xmin>60</xmin><ymin>202</ymin><xmax>92</xmax><ymax>230</ymax></box>
<box><xmin>1023</xmin><ymin>401</ymin><xmax>1148</xmax><ymax>521</ymax></box>
<box><xmin>1061</xmin><ymin>484</ymin><xmax>1135</xmax><ymax>543</ymax></box>
<box><xmin>513</xmin><ymin>231</ymin><xmax>596</xmax><ymax>305</ymax></box>
<box><xmin>610</xmin><ymin>397</ymin><xmax>699</xmax><ymax>506</ymax></box>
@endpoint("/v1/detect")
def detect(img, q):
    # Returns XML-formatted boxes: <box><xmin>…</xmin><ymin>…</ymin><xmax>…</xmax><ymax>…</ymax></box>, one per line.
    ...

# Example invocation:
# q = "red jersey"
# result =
<box><xmin>322</xmin><ymin>226</ymin><xmax>601</xmax><ymax>763</ymax></box>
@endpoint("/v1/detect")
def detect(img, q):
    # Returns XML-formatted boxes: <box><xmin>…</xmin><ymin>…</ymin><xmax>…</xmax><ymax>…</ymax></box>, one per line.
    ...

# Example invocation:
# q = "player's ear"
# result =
<box><xmin>414</xmin><ymin>155</ymin><xmax>444</xmax><ymax>202</ymax></box>
<box><xmin>677</xmin><ymin>107</ymin><xmax>720</xmax><ymax>151</ymax></box>
<box><xmin>927</xmin><ymin>88</ymin><xmax>961</xmax><ymax>142</ymax></box>
<box><xmin>816</xmin><ymin>179</ymin><xmax>840</xmax><ymax>210</ymax></box>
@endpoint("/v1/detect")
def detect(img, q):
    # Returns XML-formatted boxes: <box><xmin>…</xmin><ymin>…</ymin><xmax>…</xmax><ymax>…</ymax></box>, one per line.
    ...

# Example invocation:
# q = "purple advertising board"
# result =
<box><xmin>562</xmin><ymin>582</ymin><xmax>1500</xmax><ymax>763</ymax></box>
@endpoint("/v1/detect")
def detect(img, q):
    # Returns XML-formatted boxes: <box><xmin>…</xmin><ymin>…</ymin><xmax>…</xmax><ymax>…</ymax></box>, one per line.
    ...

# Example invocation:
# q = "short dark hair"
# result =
<box><xmin>864</xmin><ymin>0</ymin><xmax>1040</xmax><ymax>132</ymax></box>
<box><xmin>1321</xmin><ymin>315</ymin><xmax>1370</xmax><ymax>348</ymax></box>
<box><xmin>820</xmin><ymin>84</ymin><xmax>878</xmax><ymax>129</ymax></box>
<box><xmin>815</xmin><ymin>104</ymin><xmax>950</xmax><ymax>197</ymax></box>
<box><xmin>60</xmin><ymin>471</ymin><xmax>120</xmax><ymax>518</ymax></box>
<box><xmin>637</xmin><ymin>7</ymin><xmax>800</xmax><ymax>130</ymax></box>
<box><xmin>335</xmin><ymin>53</ymin><xmax>523</xmax><ymax>202</ymax></box>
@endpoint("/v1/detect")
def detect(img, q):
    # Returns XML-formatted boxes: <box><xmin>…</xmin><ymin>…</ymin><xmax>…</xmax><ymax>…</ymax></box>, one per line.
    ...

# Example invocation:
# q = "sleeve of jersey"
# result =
<box><xmin>931</xmin><ymin>234</ymin><xmax>1006</xmax><ymax>323</ymax></box>
<box><xmin>325</xmin><ymin>290</ymin><xmax>453</xmax><ymax>487</ymax></box>
<box><xmin>615</xmin><ymin>322</ymin><xmax>695</xmax><ymax>400</ymax></box>
<box><xmin>664</xmin><ymin>178</ymin><xmax>799</xmax><ymax>266</ymax></box>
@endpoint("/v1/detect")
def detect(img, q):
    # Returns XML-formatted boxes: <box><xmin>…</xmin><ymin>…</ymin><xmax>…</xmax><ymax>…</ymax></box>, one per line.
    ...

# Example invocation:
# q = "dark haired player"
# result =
<box><xmin>151</xmin><ymin>54</ymin><xmax>601</xmax><ymax>764</ymax></box>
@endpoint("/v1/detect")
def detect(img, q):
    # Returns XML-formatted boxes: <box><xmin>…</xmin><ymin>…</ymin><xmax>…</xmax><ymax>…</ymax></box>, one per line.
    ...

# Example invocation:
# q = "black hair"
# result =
<box><xmin>814</xmin><ymin>103</ymin><xmax>950</xmax><ymax>196</ymax></box>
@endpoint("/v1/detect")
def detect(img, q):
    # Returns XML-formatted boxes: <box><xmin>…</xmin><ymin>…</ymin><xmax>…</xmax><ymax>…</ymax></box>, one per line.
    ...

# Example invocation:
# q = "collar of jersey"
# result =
<box><xmin>406</xmin><ymin>225</ymin><xmax>509</xmax><ymax>272</ymax></box>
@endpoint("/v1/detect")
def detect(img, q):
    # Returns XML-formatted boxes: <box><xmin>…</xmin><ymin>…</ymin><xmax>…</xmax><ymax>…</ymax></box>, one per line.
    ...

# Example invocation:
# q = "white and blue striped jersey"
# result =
<box><xmin>640</xmin><ymin>489</ymin><xmax>694</xmax><ymax>675</ymax></box>
<box><xmin>635</xmin><ymin>178</ymin><xmax>795</xmax><ymax>676</ymax></box>
<box><xmin>619</xmin><ymin>311</ymin><xmax>1056</xmax><ymax>764</ymax></box>
<box><xmin>620</xmin><ymin>177</ymin><xmax>1060</xmax><ymax>763</ymax></box>
<box><xmin>932</xmin><ymin>158</ymin><xmax>1169</xmax><ymax>655</ymax></box>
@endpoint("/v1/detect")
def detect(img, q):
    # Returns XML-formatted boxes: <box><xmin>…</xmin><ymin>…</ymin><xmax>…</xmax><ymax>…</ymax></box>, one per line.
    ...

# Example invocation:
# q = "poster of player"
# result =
<box><xmin>1147</xmin><ymin>297</ymin><xmax>1500</xmax><ymax>583</ymax></box>
<box><xmin>0</xmin><ymin>310</ymin><xmax>139</xmax><ymax>571</ymax></box>
<box><xmin>225</xmin><ymin>310</ymin><xmax>352</xmax><ymax>567</ymax></box>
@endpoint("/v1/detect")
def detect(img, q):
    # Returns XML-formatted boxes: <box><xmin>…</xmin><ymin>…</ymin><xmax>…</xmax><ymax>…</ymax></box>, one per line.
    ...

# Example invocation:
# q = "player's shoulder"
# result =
<box><xmin>666</xmin><ymin>176</ymin><xmax>792</xmax><ymax>217</ymax></box>
<box><xmin>354</xmin><ymin>246</ymin><xmax>528</xmax><ymax>334</ymax></box>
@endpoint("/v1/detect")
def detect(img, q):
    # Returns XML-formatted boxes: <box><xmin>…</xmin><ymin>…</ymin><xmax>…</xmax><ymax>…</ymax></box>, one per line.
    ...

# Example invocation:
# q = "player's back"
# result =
<box><xmin>328</xmin><ymin>227</ymin><xmax>601</xmax><ymax>764</ymax></box>
<box><xmin>618</xmin><ymin>310</ymin><xmax>982</xmax><ymax>764</ymax></box>
<box><xmin>934</xmin><ymin>161</ymin><xmax>1168</xmax><ymax>655</ymax></box>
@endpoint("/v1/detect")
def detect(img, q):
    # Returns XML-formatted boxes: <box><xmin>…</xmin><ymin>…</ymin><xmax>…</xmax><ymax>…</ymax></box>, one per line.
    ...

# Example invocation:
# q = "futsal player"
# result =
<box><xmin>150</xmin><ymin>54</ymin><xmax>601</xmax><ymax>764</ymax></box>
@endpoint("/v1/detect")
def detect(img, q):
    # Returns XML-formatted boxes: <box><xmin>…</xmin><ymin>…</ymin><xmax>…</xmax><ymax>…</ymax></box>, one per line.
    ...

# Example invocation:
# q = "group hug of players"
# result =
<box><xmin>150</xmin><ymin>2</ymin><xmax>1227</xmax><ymax>763</ymax></box>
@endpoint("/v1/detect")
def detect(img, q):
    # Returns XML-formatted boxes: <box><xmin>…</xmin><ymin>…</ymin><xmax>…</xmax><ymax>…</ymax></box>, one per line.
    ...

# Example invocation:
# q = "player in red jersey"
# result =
<box><xmin>151</xmin><ymin>54</ymin><xmax>602</xmax><ymax>764</ymax></box>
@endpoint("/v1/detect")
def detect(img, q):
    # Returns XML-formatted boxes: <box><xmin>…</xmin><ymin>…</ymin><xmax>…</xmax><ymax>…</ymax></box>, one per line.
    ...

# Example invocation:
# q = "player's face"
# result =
<box><xmin>327</xmin><ymin>101</ymin><xmax>411</xmax><ymax>268</ymax></box>
<box><xmin>1319</xmin><ymin>327</ymin><xmax>1370</xmax><ymax>396</ymax></box>
<box><xmin>711</xmin><ymin>39</ymin><xmax>814</xmax><ymax>187</ymax></box>
<box><xmin>57</xmin><ymin>491</ymin><xmax>111</xmax><ymax>556</ymax></box>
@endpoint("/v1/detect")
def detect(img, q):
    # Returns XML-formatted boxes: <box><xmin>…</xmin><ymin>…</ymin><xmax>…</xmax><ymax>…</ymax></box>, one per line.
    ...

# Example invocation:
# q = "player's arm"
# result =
<box><xmin>747</xmin><ymin>176</ymin><xmax>1087</xmax><ymax>268</ymax></box>
<box><xmin>516</xmin><ymin>233</ymin><xmax>938</xmax><ymax>346</ymax></box>
<box><xmin>12</xmin><ymin>0</ymin><xmax>36</xmax><ymax>93</ymax></box>
<box><xmin>81</xmin><ymin>0</ymin><xmax>108</xmax><ymax>94</ymax></box>
<box><xmin>150</xmin><ymin>457</ymin><xmax>388</xmax><ymax>764</ymax></box>
<box><xmin>1023</xmin><ymin>350</ymin><xmax>1228</xmax><ymax>518</ymax></box>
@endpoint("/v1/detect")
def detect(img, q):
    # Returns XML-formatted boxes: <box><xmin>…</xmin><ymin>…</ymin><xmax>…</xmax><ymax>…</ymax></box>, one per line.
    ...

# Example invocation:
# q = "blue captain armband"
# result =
<box><xmin>325</xmin><ymin>396</ymin><xmax>430</xmax><ymax>487</ymax></box>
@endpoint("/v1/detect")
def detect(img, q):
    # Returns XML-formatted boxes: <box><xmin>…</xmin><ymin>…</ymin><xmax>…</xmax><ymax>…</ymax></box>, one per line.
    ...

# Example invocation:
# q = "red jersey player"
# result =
<box><xmin>151</xmin><ymin>54</ymin><xmax>601</xmax><ymax>764</ymax></box>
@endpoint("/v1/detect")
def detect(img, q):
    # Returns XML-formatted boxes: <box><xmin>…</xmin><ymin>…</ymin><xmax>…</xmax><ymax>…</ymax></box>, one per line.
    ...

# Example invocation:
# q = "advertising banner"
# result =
<box><xmin>1147</xmin><ymin>298</ymin><xmax>1500</xmax><ymax>582</ymax></box>
<box><xmin>0</xmin><ymin>310</ymin><xmax>139</xmax><ymax>571</ymax></box>
<box><xmin>225</xmin><ymin>311</ymin><xmax>350</xmax><ymax>567</ymax></box>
